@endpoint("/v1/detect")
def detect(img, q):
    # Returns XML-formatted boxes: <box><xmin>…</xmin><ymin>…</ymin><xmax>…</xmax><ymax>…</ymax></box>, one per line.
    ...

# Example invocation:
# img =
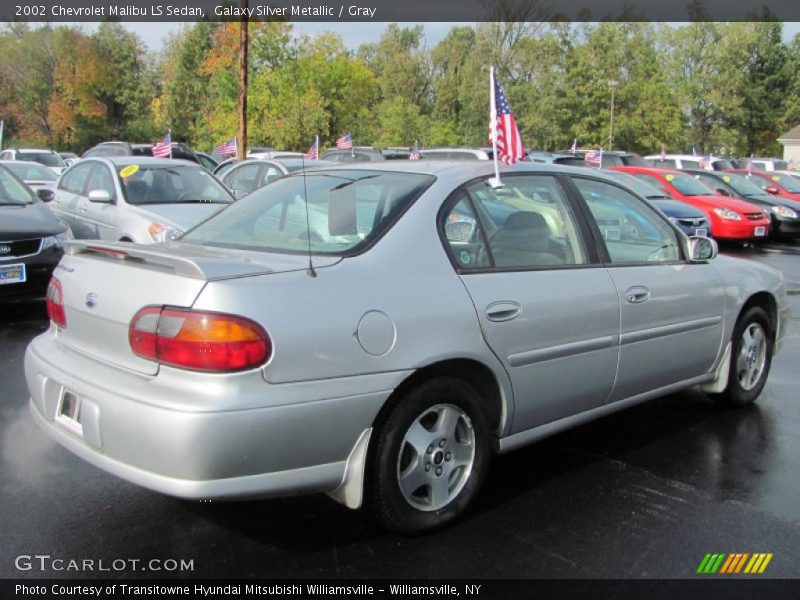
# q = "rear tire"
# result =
<box><xmin>710</xmin><ymin>306</ymin><xmax>773</xmax><ymax>407</ymax></box>
<box><xmin>367</xmin><ymin>377</ymin><xmax>492</xmax><ymax>535</ymax></box>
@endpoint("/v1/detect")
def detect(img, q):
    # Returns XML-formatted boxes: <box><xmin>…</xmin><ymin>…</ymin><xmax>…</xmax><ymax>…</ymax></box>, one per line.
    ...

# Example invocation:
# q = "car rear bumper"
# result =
<box><xmin>25</xmin><ymin>332</ymin><xmax>405</xmax><ymax>500</ymax></box>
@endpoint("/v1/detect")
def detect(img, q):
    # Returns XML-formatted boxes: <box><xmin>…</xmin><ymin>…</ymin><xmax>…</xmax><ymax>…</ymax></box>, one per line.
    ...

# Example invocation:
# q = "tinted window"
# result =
<box><xmin>650</xmin><ymin>159</ymin><xmax>677</xmax><ymax>169</ymax></box>
<box><xmin>620</xmin><ymin>155</ymin><xmax>649</xmax><ymax>166</ymax></box>
<box><xmin>17</xmin><ymin>151</ymin><xmax>64</xmax><ymax>168</ymax></box>
<box><xmin>59</xmin><ymin>163</ymin><xmax>94</xmax><ymax>194</ymax></box>
<box><xmin>572</xmin><ymin>177</ymin><xmax>681</xmax><ymax>264</ymax></box>
<box><xmin>601</xmin><ymin>155</ymin><xmax>624</xmax><ymax>167</ymax></box>
<box><xmin>183</xmin><ymin>170</ymin><xmax>434</xmax><ymax>255</ymax></box>
<box><xmin>604</xmin><ymin>171</ymin><xmax>671</xmax><ymax>199</ymax></box>
<box><xmin>441</xmin><ymin>175</ymin><xmax>587</xmax><ymax>269</ymax></box>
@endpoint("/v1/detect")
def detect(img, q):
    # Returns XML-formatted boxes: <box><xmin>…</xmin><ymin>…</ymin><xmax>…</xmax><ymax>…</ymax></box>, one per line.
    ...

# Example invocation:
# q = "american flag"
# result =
<box><xmin>490</xmin><ymin>73</ymin><xmax>525</xmax><ymax>165</ymax></box>
<box><xmin>660</xmin><ymin>145</ymin><xmax>666</xmax><ymax>161</ymax></box>
<box><xmin>699</xmin><ymin>155</ymin><xmax>711</xmax><ymax>169</ymax></box>
<box><xmin>569</xmin><ymin>139</ymin><xmax>577</xmax><ymax>154</ymax></box>
<box><xmin>585</xmin><ymin>149</ymin><xmax>602</xmax><ymax>167</ymax></box>
<box><xmin>152</xmin><ymin>131</ymin><xmax>172</xmax><ymax>158</ymax></box>
<box><xmin>409</xmin><ymin>140</ymin><xmax>420</xmax><ymax>160</ymax></box>
<box><xmin>303</xmin><ymin>136</ymin><xmax>318</xmax><ymax>160</ymax></box>
<box><xmin>336</xmin><ymin>133</ymin><xmax>353</xmax><ymax>149</ymax></box>
<box><xmin>746</xmin><ymin>159</ymin><xmax>753</xmax><ymax>175</ymax></box>
<box><xmin>217</xmin><ymin>137</ymin><xmax>237</xmax><ymax>156</ymax></box>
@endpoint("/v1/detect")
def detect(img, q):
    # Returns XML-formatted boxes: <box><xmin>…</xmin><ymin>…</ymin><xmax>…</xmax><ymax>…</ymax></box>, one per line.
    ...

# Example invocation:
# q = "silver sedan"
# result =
<box><xmin>25</xmin><ymin>162</ymin><xmax>790</xmax><ymax>534</ymax></box>
<box><xmin>51</xmin><ymin>157</ymin><xmax>234</xmax><ymax>243</ymax></box>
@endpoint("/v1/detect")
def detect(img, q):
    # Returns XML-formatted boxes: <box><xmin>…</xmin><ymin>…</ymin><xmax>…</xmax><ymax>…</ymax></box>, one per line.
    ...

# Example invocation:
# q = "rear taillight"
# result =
<box><xmin>46</xmin><ymin>277</ymin><xmax>67</xmax><ymax>328</ymax></box>
<box><xmin>129</xmin><ymin>307</ymin><xmax>271</xmax><ymax>372</ymax></box>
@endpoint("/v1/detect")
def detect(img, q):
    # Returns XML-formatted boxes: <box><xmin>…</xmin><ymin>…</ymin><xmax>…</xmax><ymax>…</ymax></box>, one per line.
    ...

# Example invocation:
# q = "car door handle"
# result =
<box><xmin>625</xmin><ymin>286</ymin><xmax>650</xmax><ymax>304</ymax></box>
<box><xmin>486</xmin><ymin>301</ymin><xmax>521</xmax><ymax>322</ymax></box>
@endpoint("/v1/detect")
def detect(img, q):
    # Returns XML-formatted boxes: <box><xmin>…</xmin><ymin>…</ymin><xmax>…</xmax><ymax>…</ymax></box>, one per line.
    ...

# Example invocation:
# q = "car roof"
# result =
<box><xmin>282</xmin><ymin>160</ymin><xmax>626</xmax><ymax>184</ymax></box>
<box><xmin>87</xmin><ymin>156</ymin><xmax>199</xmax><ymax>167</ymax></box>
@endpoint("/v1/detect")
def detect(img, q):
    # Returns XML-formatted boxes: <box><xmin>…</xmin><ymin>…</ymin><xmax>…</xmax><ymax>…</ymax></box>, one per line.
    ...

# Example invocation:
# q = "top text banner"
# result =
<box><xmin>4</xmin><ymin>0</ymin><xmax>800</xmax><ymax>23</ymax></box>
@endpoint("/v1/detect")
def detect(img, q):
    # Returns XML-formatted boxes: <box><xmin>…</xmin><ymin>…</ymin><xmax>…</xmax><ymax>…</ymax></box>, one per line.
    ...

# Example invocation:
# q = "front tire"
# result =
<box><xmin>710</xmin><ymin>306</ymin><xmax>773</xmax><ymax>407</ymax></box>
<box><xmin>367</xmin><ymin>377</ymin><xmax>492</xmax><ymax>535</ymax></box>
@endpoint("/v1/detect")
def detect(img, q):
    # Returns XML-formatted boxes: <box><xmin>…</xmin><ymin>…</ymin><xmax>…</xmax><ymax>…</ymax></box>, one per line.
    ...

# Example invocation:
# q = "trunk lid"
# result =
<box><xmin>54</xmin><ymin>240</ymin><xmax>338</xmax><ymax>375</ymax></box>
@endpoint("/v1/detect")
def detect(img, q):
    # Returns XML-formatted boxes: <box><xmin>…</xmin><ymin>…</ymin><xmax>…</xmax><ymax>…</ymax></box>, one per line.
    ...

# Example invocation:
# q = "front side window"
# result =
<box><xmin>86</xmin><ymin>165</ymin><xmax>116</xmax><ymax>198</ymax></box>
<box><xmin>183</xmin><ymin>170</ymin><xmax>434</xmax><ymax>255</ymax></box>
<box><xmin>572</xmin><ymin>177</ymin><xmax>682</xmax><ymax>264</ymax></box>
<box><xmin>441</xmin><ymin>175</ymin><xmax>587</xmax><ymax>270</ymax></box>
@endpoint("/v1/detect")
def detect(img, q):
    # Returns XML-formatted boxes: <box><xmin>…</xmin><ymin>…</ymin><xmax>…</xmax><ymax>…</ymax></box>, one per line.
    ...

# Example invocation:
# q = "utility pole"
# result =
<box><xmin>608</xmin><ymin>79</ymin><xmax>618</xmax><ymax>151</ymax></box>
<box><xmin>237</xmin><ymin>0</ymin><xmax>248</xmax><ymax>162</ymax></box>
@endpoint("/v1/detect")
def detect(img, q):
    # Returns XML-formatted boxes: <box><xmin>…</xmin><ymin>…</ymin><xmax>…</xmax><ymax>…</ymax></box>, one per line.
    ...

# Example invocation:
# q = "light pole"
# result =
<box><xmin>608</xmin><ymin>79</ymin><xmax>618</xmax><ymax>151</ymax></box>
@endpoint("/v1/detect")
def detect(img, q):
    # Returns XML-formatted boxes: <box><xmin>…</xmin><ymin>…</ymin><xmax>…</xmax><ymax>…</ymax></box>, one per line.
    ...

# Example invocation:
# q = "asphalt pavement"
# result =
<box><xmin>2</xmin><ymin>241</ymin><xmax>800</xmax><ymax>583</ymax></box>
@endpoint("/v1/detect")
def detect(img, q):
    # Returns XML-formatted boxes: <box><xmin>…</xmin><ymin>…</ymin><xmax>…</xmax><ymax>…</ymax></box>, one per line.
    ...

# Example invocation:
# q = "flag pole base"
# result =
<box><xmin>488</xmin><ymin>176</ymin><xmax>504</xmax><ymax>189</ymax></box>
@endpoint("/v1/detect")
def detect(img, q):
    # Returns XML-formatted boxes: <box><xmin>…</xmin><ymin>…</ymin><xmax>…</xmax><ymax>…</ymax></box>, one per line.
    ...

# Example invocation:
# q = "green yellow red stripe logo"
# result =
<box><xmin>696</xmin><ymin>553</ymin><xmax>773</xmax><ymax>574</ymax></box>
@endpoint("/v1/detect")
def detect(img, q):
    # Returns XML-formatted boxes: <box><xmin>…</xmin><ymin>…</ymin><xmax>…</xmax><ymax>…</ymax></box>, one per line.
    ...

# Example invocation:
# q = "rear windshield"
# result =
<box><xmin>18</xmin><ymin>151</ymin><xmax>64</xmax><ymax>168</ymax></box>
<box><xmin>182</xmin><ymin>170</ymin><xmax>435</xmax><ymax>256</ymax></box>
<box><xmin>4</xmin><ymin>162</ymin><xmax>57</xmax><ymax>181</ymax></box>
<box><xmin>118</xmin><ymin>164</ymin><xmax>234</xmax><ymax>205</ymax></box>
<box><xmin>620</xmin><ymin>155</ymin><xmax>649</xmax><ymax>166</ymax></box>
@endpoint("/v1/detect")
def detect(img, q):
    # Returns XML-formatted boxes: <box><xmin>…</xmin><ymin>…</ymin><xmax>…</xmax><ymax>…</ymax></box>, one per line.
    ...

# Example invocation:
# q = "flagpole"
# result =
<box><xmin>0</xmin><ymin>120</ymin><xmax>4</xmax><ymax>151</ymax></box>
<box><xmin>168</xmin><ymin>129</ymin><xmax>172</xmax><ymax>159</ymax></box>
<box><xmin>489</xmin><ymin>66</ymin><xmax>502</xmax><ymax>188</ymax></box>
<box><xmin>315</xmin><ymin>135</ymin><xmax>319</xmax><ymax>159</ymax></box>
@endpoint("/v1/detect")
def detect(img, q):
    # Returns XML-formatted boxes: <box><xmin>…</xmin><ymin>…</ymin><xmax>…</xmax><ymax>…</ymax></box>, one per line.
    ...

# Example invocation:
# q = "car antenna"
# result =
<box><xmin>299</xmin><ymin>118</ymin><xmax>316</xmax><ymax>278</ymax></box>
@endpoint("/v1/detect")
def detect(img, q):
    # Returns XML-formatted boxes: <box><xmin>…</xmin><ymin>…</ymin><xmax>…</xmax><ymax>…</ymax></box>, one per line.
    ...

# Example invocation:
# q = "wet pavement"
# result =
<box><xmin>2</xmin><ymin>242</ymin><xmax>800</xmax><ymax>581</ymax></box>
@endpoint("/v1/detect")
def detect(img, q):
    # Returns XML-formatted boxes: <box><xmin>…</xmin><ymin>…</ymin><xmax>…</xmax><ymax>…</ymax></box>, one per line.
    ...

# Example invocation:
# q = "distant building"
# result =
<box><xmin>778</xmin><ymin>125</ymin><xmax>800</xmax><ymax>167</ymax></box>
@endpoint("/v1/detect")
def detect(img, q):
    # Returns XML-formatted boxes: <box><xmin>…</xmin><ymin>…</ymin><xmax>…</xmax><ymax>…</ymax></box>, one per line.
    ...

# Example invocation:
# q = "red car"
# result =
<box><xmin>611</xmin><ymin>166</ymin><xmax>770</xmax><ymax>240</ymax></box>
<box><xmin>728</xmin><ymin>170</ymin><xmax>800</xmax><ymax>202</ymax></box>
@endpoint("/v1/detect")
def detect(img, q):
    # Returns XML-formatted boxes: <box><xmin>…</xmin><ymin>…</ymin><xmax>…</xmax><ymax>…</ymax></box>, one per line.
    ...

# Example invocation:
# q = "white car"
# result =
<box><xmin>647</xmin><ymin>154</ymin><xmax>733</xmax><ymax>171</ymax></box>
<box><xmin>50</xmin><ymin>157</ymin><xmax>234</xmax><ymax>243</ymax></box>
<box><xmin>0</xmin><ymin>148</ymin><xmax>67</xmax><ymax>175</ymax></box>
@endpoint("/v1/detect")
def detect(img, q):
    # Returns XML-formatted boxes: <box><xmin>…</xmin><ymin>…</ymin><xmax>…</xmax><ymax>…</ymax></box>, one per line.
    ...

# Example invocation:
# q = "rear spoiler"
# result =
<box><xmin>64</xmin><ymin>241</ymin><xmax>208</xmax><ymax>278</ymax></box>
<box><xmin>63</xmin><ymin>241</ymin><xmax>342</xmax><ymax>280</ymax></box>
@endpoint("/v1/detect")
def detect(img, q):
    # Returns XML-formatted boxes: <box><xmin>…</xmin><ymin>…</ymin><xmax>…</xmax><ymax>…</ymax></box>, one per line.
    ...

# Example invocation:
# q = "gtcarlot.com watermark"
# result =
<box><xmin>14</xmin><ymin>554</ymin><xmax>194</xmax><ymax>573</ymax></box>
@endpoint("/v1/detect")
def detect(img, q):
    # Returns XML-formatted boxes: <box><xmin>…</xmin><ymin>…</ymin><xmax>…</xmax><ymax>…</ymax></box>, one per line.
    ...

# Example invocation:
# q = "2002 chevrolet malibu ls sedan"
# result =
<box><xmin>26</xmin><ymin>162</ymin><xmax>790</xmax><ymax>534</ymax></box>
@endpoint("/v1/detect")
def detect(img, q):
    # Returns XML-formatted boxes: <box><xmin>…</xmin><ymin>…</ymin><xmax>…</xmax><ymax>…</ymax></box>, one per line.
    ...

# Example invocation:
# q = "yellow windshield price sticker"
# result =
<box><xmin>119</xmin><ymin>165</ymin><xmax>139</xmax><ymax>178</ymax></box>
<box><xmin>772</xmin><ymin>175</ymin><xmax>780</xmax><ymax>181</ymax></box>
<box><xmin>723</xmin><ymin>176</ymin><xmax>731</xmax><ymax>183</ymax></box>
<box><xmin>665</xmin><ymin>174</ymin><xmax>674</xmax><ymax>181</ymax></box>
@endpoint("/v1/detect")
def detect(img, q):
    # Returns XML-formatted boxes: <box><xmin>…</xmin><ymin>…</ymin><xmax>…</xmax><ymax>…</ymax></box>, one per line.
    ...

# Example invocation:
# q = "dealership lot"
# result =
<box><xmin>2</xmin><ymin>241</ymin><xmax>800</xmax><ymax>579</ymax></box>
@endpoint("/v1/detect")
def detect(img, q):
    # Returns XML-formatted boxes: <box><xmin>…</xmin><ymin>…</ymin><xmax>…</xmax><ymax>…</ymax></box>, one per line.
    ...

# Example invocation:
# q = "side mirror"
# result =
<box><xmin>88</xmin><ymin>189</ymin><xmax>113</xmax><ymax>203</ymax></box>
<box><xmin>716</xmin><ymin>188</ymin><xmax>731</xmax><ymax>197</ymax></box>
<box><xmin>688</xmin><ymin>235</ymin><xmax>718</xmax><ymax>262</ymax></box>
<box><xmin>765</xmin><ymin>186</ymin><xmax>780</xmax><ymax>195</ymax></box>
<box><xmin>37</xmin><ymin>188</ymin><xmax>55</xmax><ymax>202</ymax></box>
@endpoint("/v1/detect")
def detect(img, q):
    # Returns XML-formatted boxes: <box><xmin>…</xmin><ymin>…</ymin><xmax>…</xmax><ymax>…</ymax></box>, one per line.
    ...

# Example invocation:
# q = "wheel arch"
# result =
<box><xmin>372</xmin><ymin>358</ymin><xmax>506</xmax><ymax>451</ymax></box>
<box><xmin>740</xmin><ymin>291</ymin><xmax>777</xmax><ymax>341</ymax></box>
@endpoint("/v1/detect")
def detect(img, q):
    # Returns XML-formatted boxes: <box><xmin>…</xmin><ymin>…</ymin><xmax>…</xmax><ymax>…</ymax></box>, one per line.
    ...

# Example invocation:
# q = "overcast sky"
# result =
<box><xmin>82</xmin><ymin>21</ymin><xmax>800</xmax><ymax>52</ymax></box>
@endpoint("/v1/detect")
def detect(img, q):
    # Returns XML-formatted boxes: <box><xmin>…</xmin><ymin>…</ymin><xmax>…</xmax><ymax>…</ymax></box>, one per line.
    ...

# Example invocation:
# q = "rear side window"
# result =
<box><xmin>183</xmin><ymin>170</ymin><xmax>435</xmax><ymax>256</ymax></box>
